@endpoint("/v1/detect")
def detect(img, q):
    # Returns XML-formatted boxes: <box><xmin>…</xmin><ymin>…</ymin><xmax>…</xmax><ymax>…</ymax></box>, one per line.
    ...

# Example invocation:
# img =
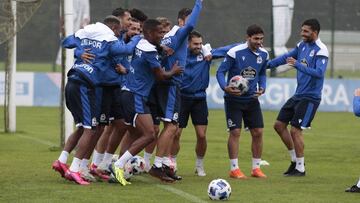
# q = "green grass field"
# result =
<box><xmin>0</xmin><ymin>107</ymin><xmax>359</xmax><ymax>202</ymax></box>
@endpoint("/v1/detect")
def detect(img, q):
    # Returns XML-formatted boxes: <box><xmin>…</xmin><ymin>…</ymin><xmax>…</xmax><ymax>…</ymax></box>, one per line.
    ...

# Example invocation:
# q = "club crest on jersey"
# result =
<box><xmin>300</xmin><ymin>58</ymin><xmax>308</xmax><ymax>67</ymax></box>
<box><xmin>240</xmin><ymin>66</ymin><xmax>257</xmax><ymax>80</ymax></box>
<box><xmin>197</xmin><ymin>54</ymin><xmax>204</xmax><ymax>61</ymax></box>
<box><xmin>309</xmin><ymin>50</ymin><xmax>315</xmax><ymax>57</ymax></box>
<box><xmin>135</xmin><ymin>48</ymin><xmax>142</xmax><ymax>57</ymax></box>
<box><xmin>242</xmin><ymin>56</ymin><xmax>245</xmax><ymax>61</ymax></box>
<box><xmin>256</xmin><ymin>56</ymin><xmax>262</xmax><ymax>64</ymax></box>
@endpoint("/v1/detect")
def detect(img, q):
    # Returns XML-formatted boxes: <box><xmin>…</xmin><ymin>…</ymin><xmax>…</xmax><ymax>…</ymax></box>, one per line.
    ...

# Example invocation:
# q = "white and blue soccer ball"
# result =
<box><xmin>229</xmin><ymin>75</ymin><xmax>249</xmax><ymax>95</ymax></box>
<box><xmin>207</xmin><ymin>179</ymin><xmax>232</xmax><ymax>201</ymax></box>
<box><xmin>123</xmin><ymin>161</ymin><xmax>134</xmax><ymax>180</ymax></box>
<box><xmin>128</xmin><ymin>155</ymin><xmax>145</xmax><ymax>175</ymax></box>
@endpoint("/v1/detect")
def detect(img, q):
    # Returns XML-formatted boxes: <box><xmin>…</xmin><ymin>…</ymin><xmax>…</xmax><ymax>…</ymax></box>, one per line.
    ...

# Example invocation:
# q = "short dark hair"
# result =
<box><xmin>188</xmin><ymin>30</ymin><xmax>202</xmax><ymax>41</ymax></box>
<box><xmin>112</xmin><ymin>7</ymin><xmax>129</xmax><ymax>18</ymax></box>
<box><xmin>143</xmin><ymin>19</ymin><xmax>161</xmax><ymax>33</ymax></box>
<box><xmin>130</xmin><ymin>17</ymin><xmax>140</xmax><ymax>23</ymax></box>
<box><xmin>178</xmin><ymin>8</ymin><xmax>192</xmax><ymax>20</ymax></box>
<box><xmin>246</xmin><ymin>24</ymin><xmax>264</xmax><ymax>37</ymax></box>
<box><xmin>130</xmin><ymin>8</ymin><xmax>148</xmax><ymax>22</ymax></box>
<box><xmin>302</xmin><ymin>18</ymin><xmax>321</xmax><ymax>33</ymax></box>
<box><xmin>103</xmin><ymin>15</ymin><xmax>120</xmax><ymax>25</ymax></box>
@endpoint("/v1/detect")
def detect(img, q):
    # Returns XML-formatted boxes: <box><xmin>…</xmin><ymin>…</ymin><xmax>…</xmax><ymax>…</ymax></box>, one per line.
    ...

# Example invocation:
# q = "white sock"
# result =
<box><xmin>357</xmin><ymin>178</ymin><xmax>360</xmax><ymax>187</ymax></box>
<box><xmin>295</xmin><ymin>157</ymin><xmax>305</xmax><ymax>172</ymax></box>
<box><xmin>92</xmin><ymin>150</ymin><xmax>104</xmax><ymax>166</ymax></box>
<box><xmin>69</xmin><ymin>157</ymin><xmax>81</xmax><ymax>172</ymax></box>
<box><xmin>196</xmin><ymin>156</ymin><xmax>204</xmax><ymax>168</ymax></box>
<box><xmin>102</xmin><ymin>152</ymin><xmax>114</xmax><ymax>167</ymax></box>
<box><xmin>154</xmin><ymin>156</ymin><xmax>163</xmax><ymax>168</ymax></box>
<box><xmin>252</xmin><ymin>158</ymin><xmax>261</xmax><ymax>169</ymax></box>
<box><xmin>58</xmin><ymin>151</ymin><xmax>69</xmax><ymax>164</ymax></box>
<box><xmin>144</xmin><ymin>152</ymin><xmax>152</xmax><ymax>163</ymax></box>
<box><xmin>162</xmin><ymin>156</ymin><xmax>171</xmax><ymax>167</ymax></box>
<box><xmin>114</xmin><ymin>151</ymin><xmax>133</xmax><ymax>168</ymax></box>
<box><xmin>288</xmin><ymin>149</ymin><xmax>296</xmax><ymax>162</ymax></box>
<box><xmin>80</xmin><ymin>159</ymin><xmax>89</xmax><ymax>170</ymax></box>
<box><xmin>230</xmin><ymin>158</ymin><xmax>239</xmax><ymax>171</ymax></box>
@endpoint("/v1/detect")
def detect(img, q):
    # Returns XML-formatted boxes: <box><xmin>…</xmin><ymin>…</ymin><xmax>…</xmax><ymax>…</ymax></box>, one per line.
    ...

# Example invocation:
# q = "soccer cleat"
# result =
<box><xmin>163</xmin><ymin>165</ymin><xmax>182</xmax><ymax>181</ymax></box>
<box><xmin>148</xmin><ymin>166</ymin><xmax>175</xmax><ymax>183</ymax></box>
<box><xmin>89</xmin><ymin>163</ymin><xmax>110</xmax><ymax>181</ymax></box>
<box><xmin>52</xmin><ymin>160</ymin><xmax>69</xmax><ymax>177</ymax></box>
<box><xmin>345</xmin><ymin>185</ymin><xmax>360</xmax><ymax>193</ymax></box>
<box><xmin>195</xmin><ymin>166</ymin><xmax>206</xmax><ymax>177</ymax></box>
<box><xmin>64</xmin><ymin>170</ymin><xmax>90</xmax><ymax>185</ymax></box>
<box><xmin>251</xmin><ymin>168</ymin><xmax>267</xmax><ymax>178</ymax></box>
<box><xmin>97</xmin><ymin>162</ymin><xmax>112</xmax><ymax>175</ymax></box>
<box><xmin>284</xmin><ymin>169</ymin><xmax>306</xmax><ymax>177</ymax></box>
<box><xmin>79</xmin><ymin>168</ymin><xmax>97</xmax><ymax>182</ymax></box>
<box><xmin>229</xmin><ymin>168</ymin><xmax>247</xmax><ymax>179</ymax></box>
<box><xmin>283</xmin><ymin>161</ymin><xmax>296</xmax><ymax>175</ymax></box>
<box><xmin>110</xmin><ymin>164</ymin><xmax>131</xmax><ymax>186</ymax></box>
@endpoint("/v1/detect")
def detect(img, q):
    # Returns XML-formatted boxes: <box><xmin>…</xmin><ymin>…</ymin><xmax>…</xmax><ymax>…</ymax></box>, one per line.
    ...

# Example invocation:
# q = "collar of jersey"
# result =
<box><xmin>136</xmin><ymin>39</ymin><xmax>157</xmax><ymax>52</ymax></box>
<box><xmin>75</xmin><ymin>22</ymin><xmax>118</xmax><ymax>42</ymax></box>
<box><xmin>164</xmin><ymin>25</ymin><xmax>180</xmax><ymax>38</ymax></box>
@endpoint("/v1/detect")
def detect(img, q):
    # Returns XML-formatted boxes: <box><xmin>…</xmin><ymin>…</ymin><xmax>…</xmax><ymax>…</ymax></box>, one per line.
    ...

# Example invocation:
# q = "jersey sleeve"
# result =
<box><xmin>294</xmin><ymin>55</ymin><xmax>328</xmax><ymax>78</ymax></box>
<box><xmin>267</xmin><ymin>46</ymin><xmax>298</xmax><ymax>69</ymax></box>
<box><xmin>216</xmin><ymin>54</ymin><xmax>235</xmax><ymax>91</ymax></box>
<box><xmin>62</xmin><ymin>35</ymin><xmax>81</xmax><ymax>49</ymax></box>
<box><xmin>144</xmin><ymin>51</ymin><xmax>162</xmax><ymax>69</ymax></box>
<box><xmin>353</xmin><ymin>96</ymin><xmax>360</xmax><ymax>117</ymax></box>
<box><xmin>211</xmin><ymin>43</ymin><xmax>239</xmax><ymax>59</ymax></box>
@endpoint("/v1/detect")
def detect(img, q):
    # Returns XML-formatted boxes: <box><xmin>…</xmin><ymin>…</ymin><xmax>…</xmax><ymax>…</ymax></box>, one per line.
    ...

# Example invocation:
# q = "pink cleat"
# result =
<box><xmin>65</xmin><ymin>170</ymin><xmax>90</xmax><ymax>185</ymax></box>
<box><xmin>89</xmin><ymin>163</ymin><xmax>110</xmax><ymax>181</ymax></box>
<box><xmin>52</xmin><ymin>160</ymin><xmax>69</xmax><ymax>177</ymax></box>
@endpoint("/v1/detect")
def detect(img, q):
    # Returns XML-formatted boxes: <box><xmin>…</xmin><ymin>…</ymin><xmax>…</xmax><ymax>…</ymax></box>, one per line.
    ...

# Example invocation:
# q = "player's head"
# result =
<box><xmin>177</xmin><ymin>8</ymin><xmax>192</xmax><ymax>27</ymax></box>
<box><xmin>130</xmin><ymin>8</ymin><xmax>148</xmax><ymax>29</ymax></box>
<box><xmin>301</xmin><ymin>18</ymin><xmax>320</xmax><ymax>42</ymax></box>
<box><xmin>156</xmin><ymin>17</ymin><xmax>172</xmax><ymax>37</ymax></box>
<box><xmin>126</xmin><ymin>18</ymin><xmax>141</xmax><ymax>38</ymax></box>
<box><xmin>143</xmin><ymin>19</ymin><xmax>163</xmax><ymax>46</ymax></box>
<box><xmin>188</xmin><ymin>31</ymin><xmax>202</xmax><ymax>55</ymax></box>
<box><xmin>112</xmin><ymin>7</ymin><xmax>131</xmax><ymax>30</ymax></box>
<box><xmin>103</xmin><ymin>15</ymin><xmax>121</xmax><ymax>37</ymax></box>
<box><xmin>246</xmin><ymin>24</ymin><xmax>264</xmax><ymax>51</ymax></box>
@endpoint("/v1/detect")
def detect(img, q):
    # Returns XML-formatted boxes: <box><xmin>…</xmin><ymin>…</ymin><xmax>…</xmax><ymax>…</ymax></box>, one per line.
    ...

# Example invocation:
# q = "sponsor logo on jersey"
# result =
<box><xmin>240</xmin><ymin>66</ymin><xmax>257</xmax><ymax>80</ymax></box>
<box><xmin>73</xmin><ymin>64</ymin><xmax>94</xmax><ymax>74</ymax></box>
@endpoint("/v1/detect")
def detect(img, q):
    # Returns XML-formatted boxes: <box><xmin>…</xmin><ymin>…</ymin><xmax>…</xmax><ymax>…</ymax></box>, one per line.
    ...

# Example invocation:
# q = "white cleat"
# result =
<box><xmin>195</xmin><ymin>166</ymin><xmax>206</xmax><ymax>177</ymax></box>
<box><xmin>80</xmin><ymin>168</ymin><xmax>97</xmax><ymax>182</ymax></box>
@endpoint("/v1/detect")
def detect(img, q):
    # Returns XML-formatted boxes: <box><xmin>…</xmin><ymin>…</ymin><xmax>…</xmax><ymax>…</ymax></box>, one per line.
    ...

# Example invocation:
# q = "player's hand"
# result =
<box><xmin>81</xmin><ymin>48</ymin><xmax>95</xmax><ymax>64</ymax></box>
<box><xmin>115</xmin><ymin>64</ymin><xmax>127</xmax><ymax>74</ymax></box>
<box><xmin>170</xmin><ymin>60</ymin><xmax>183</xmax><ymax>75</ymax></box>
<box><xmin>162</xmin><ymin>45</ymin><xmax>174</xmax><ymax>56</ymax></box>
<box><xmin>354</xmin><ymin>88</ymin><xmax>360</xmax><ymax>96</ymax></box>
<box><xmin>225</xmin><ymin>86</ymin><xmax>241</xmax><ymax>96</ymax></box>
<box><xmin>204</xmin><ymin>54</ymin><xmax>213</xmax><ymax>61</ymax></box>
<box><xmin>286</xmin><ymin>57</ymin><xmax>296</xmax><ymax>66</ymax></box>
<box><xmin>253</xmin><ymin>87</ymin><xmax>265</xmax><ymax>98</ymax></box>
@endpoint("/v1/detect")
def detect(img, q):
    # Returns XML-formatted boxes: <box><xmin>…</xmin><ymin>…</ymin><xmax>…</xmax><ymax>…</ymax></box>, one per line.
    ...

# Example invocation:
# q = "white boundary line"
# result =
<box><xmin>14</xmin><ymin>134</ymin><xmax>209</xmax><ymax>203</ymax></box>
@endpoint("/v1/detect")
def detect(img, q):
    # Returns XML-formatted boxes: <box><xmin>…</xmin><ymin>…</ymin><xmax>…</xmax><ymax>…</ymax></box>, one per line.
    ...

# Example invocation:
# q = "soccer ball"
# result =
<box><xmin>207</xmin><ymin>179</ymin><xmax>232</xmax><ymax>201</ymax></box>
<box><xmin>229</xmin><ymin>75</ymin><xmax>249</xmax><ymax>94</ymax></box>
<box><xmin>123</xmin><ymin>161</ymin><xmax>134</xmax><ymax>180</ymax></box>
<box><xmin>128</xmin><ymin>155</ymin><xmax>146</xmax><ymax>175</ymax></box>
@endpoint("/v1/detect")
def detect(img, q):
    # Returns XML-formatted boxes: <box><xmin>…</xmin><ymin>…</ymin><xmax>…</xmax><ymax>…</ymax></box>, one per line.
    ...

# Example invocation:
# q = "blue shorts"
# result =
<box><xmin>224</xmin><ymin>97</ymin><xmax>264</xmax><ymax>131</ymax></box>
<box><xmin>119</xmin><ymin>90</ymin><xmax>151</xmax><ymax>127</ymax></box>
<box><xmin>96</xmin><ymin>85</ymin><xmax>123</xmax><ymax>125</ymax></box>
<box><xmin>65</xmin><ymin>80</ymin><xmax>97</xmax><ymax>129</ymax></box>
<box><xmin>179</xmin><ymin>96</ymin><xmax>208</xmax><ymax>128</ymax></box>
<box><xmin>154</xmin><ymin>84</ymin><xmax>181</xmax><ymax>123</ymax></box>
<box><xmin>277</xmin><ymin>96</ymin><xmax>320</xmax><ymax>129</ymax></box>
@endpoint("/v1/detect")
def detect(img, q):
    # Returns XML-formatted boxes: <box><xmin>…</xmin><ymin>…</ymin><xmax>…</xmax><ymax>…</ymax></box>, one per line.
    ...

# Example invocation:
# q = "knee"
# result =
<box><xmin>251</xmin><ymin>128</ymin><xmax>263</xmax><ymax>138</ymax></box>
<box><xmin>290</xmin><ymin>127</ymin><xmax>301</xmax><ymax>138</ymax></box>
<box><xmin>273</xmin><ymin>121</ymin><xmax>285</xmax><ymax>132</ymax></box>
<box><xmin>229</xmin><ymin>129</ymin><xmax>241</xmax><ymax>138</ymax></box>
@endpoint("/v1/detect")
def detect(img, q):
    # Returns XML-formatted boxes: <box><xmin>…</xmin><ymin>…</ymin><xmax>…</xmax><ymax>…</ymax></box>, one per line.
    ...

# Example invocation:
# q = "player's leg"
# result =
<box><xmin>225</xmin><ymin>98</ymin><xmax>246</xmax><ymax>179</ymax></box>
<box><xmin>191</xmin><ymin>98</ymin><xmax>208</xmax><ymax>177</ymax></box>
<box><xmin>244</xmin><ymin>99</ymin><xmax>266</xmax><ymax>178</ymax></box>
<box><xmin>286</xmin><ymin>98</ymin><xmax>319</xmax><ymax>177</ymax></box>
<box><xmin>274</xmin><ymin>97</ymin><xmax>297</xmax><ymax>175</ymax></box>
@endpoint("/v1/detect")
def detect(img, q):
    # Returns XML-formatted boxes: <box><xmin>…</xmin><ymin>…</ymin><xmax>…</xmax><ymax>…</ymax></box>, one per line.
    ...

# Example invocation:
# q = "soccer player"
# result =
<box><xmin>345</xmin><ymin>88</ymin><xmax>360</xmax><ymax>193</ymax></box>
<box><xmin>171</xmin><ymin>31</ymin><xmax>238</xmax><ymax>177</ymax></box>
<box><xmin>129</xmin><ymin>8</ymin><xmax>148</xmax><ymax>31</ymax></box>
<box><xmin>148</xmin><ymin>0</ymin><xmax>203</xmax><ymax>181</ymax></box>
<box><xmin>216</xmin><ymin>24</ymin><xmax>268</xmax><ymax>179</ymax></box>
<box><xmin>267</xmin><ymin>19</ymin><xmax>328</xmax><ymax>176</ymax></box>
<box><xmin>111</xmin><ymin>19</ymin><xmax>183</xmax><ymax>185</ymax></box>
<box><xmin>52</xmin><ymin>16</ymin><xmax>130</xmax><ymax>185</ymax></box>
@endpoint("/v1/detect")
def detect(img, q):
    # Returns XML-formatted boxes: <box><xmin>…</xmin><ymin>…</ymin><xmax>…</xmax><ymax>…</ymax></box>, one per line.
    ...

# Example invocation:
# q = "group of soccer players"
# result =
<box><xmin>51</xmin><ymin>0</ymin><xmax>337</xmax><ymax>188</ymax></box>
